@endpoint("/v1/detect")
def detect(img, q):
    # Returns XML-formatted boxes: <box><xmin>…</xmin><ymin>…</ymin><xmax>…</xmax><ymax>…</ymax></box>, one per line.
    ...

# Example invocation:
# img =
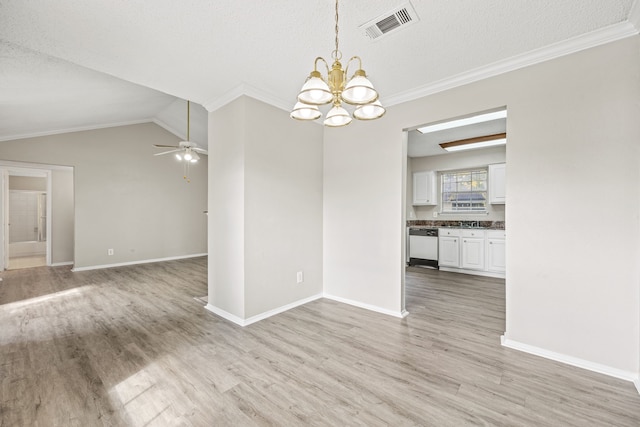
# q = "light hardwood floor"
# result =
<box><xmin>1</xmin><ymin>259</ymin><xmax>638</xmax><ymax>426</ymax></box>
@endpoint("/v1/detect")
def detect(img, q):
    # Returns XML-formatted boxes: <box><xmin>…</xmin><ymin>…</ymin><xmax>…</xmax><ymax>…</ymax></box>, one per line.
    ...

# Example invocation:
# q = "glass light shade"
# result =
<box><xmin>324</xmin><ymin>105</ymin><xmax>352</xmax><ymax>127</ymax></box>
<box><xmin>341</xmin><ymin>74</ymin><xmax>378</xmax><ymax>105</ymax></box>
<box><xmin>290</xmin><ymin>102</ymin><xmax>322</xmax><ymax>121</ymax></box>
<box><xmin>297</xmin><ymin>76</ymin><xmax>333</xmax><ymax>105</ymax></box>
<box><xmin>353</xmin><ymin>100</ymin><xmax>386</xmax><ymax>120</ymax></box>
<box><xmin>184</xmin><ymin>150</ymin><xmax>193</xmax><ymax>161</ymax></box>
<box><xmin>190</xmin><ymin>152</ymin><xmax>200</xmax><ymax>162</ymax></box>
<box><xmin>175</xmin><ymin>153</ymin><xmax>182</xmax><ymax>160</ymax></box>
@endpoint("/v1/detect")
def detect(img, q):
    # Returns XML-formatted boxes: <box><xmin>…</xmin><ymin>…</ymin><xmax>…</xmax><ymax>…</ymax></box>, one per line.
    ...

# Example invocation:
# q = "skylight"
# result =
<box><xmin>417</xmin><ymin>110</ymin><xmax>507</xmax><ymax>134</ymax></box>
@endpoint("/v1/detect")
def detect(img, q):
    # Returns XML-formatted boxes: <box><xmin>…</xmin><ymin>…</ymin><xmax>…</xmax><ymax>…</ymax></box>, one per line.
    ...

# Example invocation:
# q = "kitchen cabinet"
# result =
<box><xmin>438</xmin><ymin>228</ymin><xmax>505</xmax><ymax>278</ymax></box>
<box><xmin>438</xmin><ymin>236</ymin><xmax>460</xmax><ymax>267</ymax></box>
<box><xmin>438</xmin><ymin>229</ymin><xmax>460</xmax><ymax>267</ymax></box>
<box><xmin>488</xmin><ymin>163</ymin><xmax>506</xmax><ymax>204</ymax></box>
<box><xmin>461</xmin><ymin>229</ymin><xmax>485</xmax><ymax>270</ymax></box>
<box><xmin>487</xmin><ymin>230</ymin><xmax>506</xmax><ymax>273</ymax></box>
<box><xmin>413</xmin><ymin>171</ymin><xmax>437</xmax><ymax>206</ymax></box>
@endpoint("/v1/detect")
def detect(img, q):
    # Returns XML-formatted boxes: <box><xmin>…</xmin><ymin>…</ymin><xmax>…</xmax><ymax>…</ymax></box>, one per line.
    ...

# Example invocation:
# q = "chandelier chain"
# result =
<box><xmin>334</xmin><ymin>0</ymin><xmax>339</xmax><ymax>59</ymax></box>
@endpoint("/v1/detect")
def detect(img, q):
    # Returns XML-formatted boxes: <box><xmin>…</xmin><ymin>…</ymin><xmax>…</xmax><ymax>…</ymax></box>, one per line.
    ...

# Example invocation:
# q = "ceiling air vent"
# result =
<box><xmin>359</xmin><ymin>2</ymin><xmax>419</xmax><ymax>41</ymax></box>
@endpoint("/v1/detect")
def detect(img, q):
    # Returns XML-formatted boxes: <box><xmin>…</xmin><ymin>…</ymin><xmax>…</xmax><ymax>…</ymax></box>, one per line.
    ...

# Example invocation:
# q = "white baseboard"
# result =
<box><xmin>50</xmin><ymin>261</ymin><xmax>74</xmax><ymax>267</ymax></box>
<box><xmin>205</xmin><ymin>293</ymin><xmax>323</xmax><ymax>327</ymax></box>
<box><xmin>323</xmin><ymin>293</ymin><xmax>406</xmax><ymax>318</ymax></box>
<box><xmin>204</xmin><ymin>304</ymin><xmax>246</xmax><ymax>326</ymax></box>
<box><xmin>501</xmin><ymin>336</ymin><xmax>639</xmax><ymax>389</ymax></box>
<box><xmin>71</xmin><ymin>253</ymin><xmax>207</xmax><ymax>272</ymax></box>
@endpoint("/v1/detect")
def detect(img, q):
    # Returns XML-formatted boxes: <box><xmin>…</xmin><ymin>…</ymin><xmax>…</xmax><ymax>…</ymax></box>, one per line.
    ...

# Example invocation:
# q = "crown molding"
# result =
<box><xmin>385</xmin><ymin>21</ymin><xmax>639</xmax><ymax>107</ymax></box>
<box><xmin>629</xmin><ymin>0</ymin><xmax>640</xmax><ymax>32</ymax></box>
<box><xmin>0</xmin><ymin>119</ymin><xmax>153</xmax><ymax>142</ymax></box>
<box><xmin>202</xmin><ymin>20</ymin><xmax>639</xmax><ymax>114</ymax></box>
<box><xmin>202</xmin><ymin>83</ymin><xmax>291</xmax><ymax>113</ymax></box>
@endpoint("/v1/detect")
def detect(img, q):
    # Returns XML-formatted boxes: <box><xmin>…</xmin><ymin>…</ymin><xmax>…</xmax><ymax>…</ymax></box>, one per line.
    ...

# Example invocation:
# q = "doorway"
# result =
<box><xmin>0</xmin><ymin>166</ymin><xmax>52</xmax><ymax>271</ymax></box>
<box><xmin>402</xmin><ymin>107</ymin><xmax>507</xmax><ymax>314</ymax></box>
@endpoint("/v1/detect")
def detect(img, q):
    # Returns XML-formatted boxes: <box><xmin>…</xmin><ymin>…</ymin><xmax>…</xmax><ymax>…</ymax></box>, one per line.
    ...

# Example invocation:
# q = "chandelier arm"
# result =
<box><xmin>345</xmin><ymin>56</ymin><xmax>363</xmax><ymax>80</ymax></box>
<box><xmin>314</xmin><ymin>57</ymin><xmax>330</xmax><ymax>75</ymax></box>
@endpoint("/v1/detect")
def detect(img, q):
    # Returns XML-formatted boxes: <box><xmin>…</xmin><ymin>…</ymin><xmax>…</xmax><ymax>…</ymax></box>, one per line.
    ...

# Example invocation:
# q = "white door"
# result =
<box><xmin>438</xmin><ymin>236</ymin><xmax>459</xmax><ymax>267</ymax></box>
<box><xmin>487</xmin><ymin>238</ymin><xmax>506</xmax><ymax>272</ymax></box>
<box><xmin>461</xmin><ymin>237</ymin><xmax>485</xmax><ymax>270</ymax></box>
<box><xmin>413</xmin><ymin>171</ymin><xmax>436</xmax><ymax>205</ymax></box>
<box><xmin>489</xmin><ymin>163</ymin><xmax>506</xmax><ymax>204</ymax></box>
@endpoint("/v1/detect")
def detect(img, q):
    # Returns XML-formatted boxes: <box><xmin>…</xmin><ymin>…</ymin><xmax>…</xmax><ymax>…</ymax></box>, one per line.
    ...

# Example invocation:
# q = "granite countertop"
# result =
<box><xmin>407</xmin><ymin>220</ymin><xmax>505</xmax><ymax>230</ymax></box>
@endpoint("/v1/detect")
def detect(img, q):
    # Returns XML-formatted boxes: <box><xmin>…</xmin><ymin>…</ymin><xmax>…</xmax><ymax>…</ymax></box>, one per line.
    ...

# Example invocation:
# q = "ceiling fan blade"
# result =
<box><xmin>154</xmin><ymin>149</ymin><xmax>183</xmax><ymax>156</ymax></box>
<box><xmin>192</xmin><ymin>147</ymin><xmax>208</xmax><ymax>155</ymax></box>
<box><xmin>153</xmin><ymin>144</ymin><xmax>181</xmax><ymax>148</ymax></box>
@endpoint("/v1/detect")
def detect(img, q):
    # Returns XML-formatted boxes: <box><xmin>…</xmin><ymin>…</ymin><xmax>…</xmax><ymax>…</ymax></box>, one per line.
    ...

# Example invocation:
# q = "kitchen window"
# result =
<box><xmin>441</xmin><ymin>169</ymin><xmax>488</xmax><ymax>213</ymax></box>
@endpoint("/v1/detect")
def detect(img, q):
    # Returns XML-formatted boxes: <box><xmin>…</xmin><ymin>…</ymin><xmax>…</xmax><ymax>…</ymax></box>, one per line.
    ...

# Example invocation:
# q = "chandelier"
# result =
<box><xmin>290</xmin><ymin>0</ymin><xmax>385</xmax><ymax>127</ymax></box>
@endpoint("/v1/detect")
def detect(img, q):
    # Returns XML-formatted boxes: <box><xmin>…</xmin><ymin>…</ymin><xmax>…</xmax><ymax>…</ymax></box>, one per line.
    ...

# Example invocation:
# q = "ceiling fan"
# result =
<box><xmin>154</xmin><ymin>100</ymin><xmax>207</xmax><ymax>182</ymax></box>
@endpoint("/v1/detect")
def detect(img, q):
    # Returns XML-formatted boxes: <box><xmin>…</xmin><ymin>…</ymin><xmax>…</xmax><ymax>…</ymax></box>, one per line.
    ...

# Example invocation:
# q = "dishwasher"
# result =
<box><xmin>408</xmin><ymin>228</ymin><xmax>439</xmax><ymax>268</ymax></box>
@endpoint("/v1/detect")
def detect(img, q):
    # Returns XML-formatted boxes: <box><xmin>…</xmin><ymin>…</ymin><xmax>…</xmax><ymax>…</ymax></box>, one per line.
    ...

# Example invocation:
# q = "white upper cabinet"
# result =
<box><xmin>488</xmin><ymin>163</ymin><xmax>506</xmax><ymax>204</ymax></box>
<box><xmin>413</xmin><ymin>171</ymin><xmax>437</xmax><ymax>206</ymax></box>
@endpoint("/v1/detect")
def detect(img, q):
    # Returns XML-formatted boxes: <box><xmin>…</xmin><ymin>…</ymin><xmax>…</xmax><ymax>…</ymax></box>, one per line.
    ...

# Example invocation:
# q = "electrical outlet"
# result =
<box><xmin>296</xmin><ymin>271</ymin><xmax>304</xmax><ymax>284</ymax></box>
<box><xmin>108</xmin><ymin>249</ymin><xmax>114</xmax><ymax>256</ymax></box>
<box><xmin>432</xmin><ymin>212</ymin><xmax>438</xmax><ymax>218</ymax></box>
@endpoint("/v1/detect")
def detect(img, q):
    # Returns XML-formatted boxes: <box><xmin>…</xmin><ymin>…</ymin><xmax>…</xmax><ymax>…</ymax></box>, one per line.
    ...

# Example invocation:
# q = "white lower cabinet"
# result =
<box><xmin>487</xmin><ymin>230</ymin><xmax>506</xmax><ymax>273</ymax></box>
<box><xmin>461</xmin><ymin>231</ymin><xmax>485</xmax><ymax>270</ymax></box>
<box><xmin>438</xmin><ymin>235</ymin><xmax>460</xmax><ymax>267</ymax></box>
<box><xmin>439</xmin><ymin>228</ymin><xmax>505</xmax><ymax>277</ymax></box>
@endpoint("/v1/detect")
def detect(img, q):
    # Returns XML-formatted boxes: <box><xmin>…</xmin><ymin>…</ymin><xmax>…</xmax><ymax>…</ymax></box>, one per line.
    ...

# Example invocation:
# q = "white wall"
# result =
<box><xmin>0</xmin><ymin>122</ymin><xmax>207</xmax><ymax>269</ymax></box>
<box><xmin>408</xmin><ymin>146</ymin><xmax>506</xmax><ymax>221</ymax></box>
<box><xmin>208</xmin><ymin>96</ymin><xmax>324</xmax><ymax>322</ymax></box>
<box><xmin>243</xmin><ymin>97</ymin><xmax>324</xmax><ymax>318</ymax></box>
<box><xmin>323</xmin><ymin>35</ymin><xmax>640</xmax><ymax>376</ymax></box>
<box><xmin>51</xmin><ymin>169</ymin><xmax>74</xmax><ymax>264</ymax></box>
<box><xmin>208</xmin><ymin>97</ymin><xmax>246</xmax><ymax>318</ymax></box>
<box><xmin>503</xmin><ymin>37</ymin><xmax>640</xmax><ymax>376</ymax></box>
<box><xmin>323</xmin><ymin>121</ymin><xmax>405</xmax><ymax>316</ymax></box>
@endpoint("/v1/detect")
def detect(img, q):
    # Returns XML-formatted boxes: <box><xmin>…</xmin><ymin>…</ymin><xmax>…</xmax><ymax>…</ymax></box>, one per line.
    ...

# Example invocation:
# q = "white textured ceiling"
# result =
<box><xmin>0</xmin><ymin>0</ymin><xmax>637</xmax><ymax>149</ymax></box>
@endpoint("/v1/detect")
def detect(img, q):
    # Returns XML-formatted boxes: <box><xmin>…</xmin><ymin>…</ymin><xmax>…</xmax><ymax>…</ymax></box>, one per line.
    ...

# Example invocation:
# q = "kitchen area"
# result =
<box><xmin>406</xmin><ymin>108</ymin><xmax>506</xmax><ymax>279</ymax></box>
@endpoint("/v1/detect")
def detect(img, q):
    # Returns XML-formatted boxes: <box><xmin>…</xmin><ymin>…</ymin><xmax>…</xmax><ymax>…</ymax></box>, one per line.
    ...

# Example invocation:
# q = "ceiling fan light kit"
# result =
<box><xmin>153</xmin><ymin>100</ymin><xmax>207</xmax><ymax>183</ymax></box>
<box><xmin>290</xmin><ymin>0</ymin><xmax>385</xmax><ymax>127</ymax></box>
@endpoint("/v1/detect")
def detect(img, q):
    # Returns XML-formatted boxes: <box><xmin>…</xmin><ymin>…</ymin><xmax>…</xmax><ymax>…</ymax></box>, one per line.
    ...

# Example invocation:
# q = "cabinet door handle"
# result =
<box><xmin>489</xmin><ymin>242</ymin><xmax>493</xmax><ymax>244</ymax></box>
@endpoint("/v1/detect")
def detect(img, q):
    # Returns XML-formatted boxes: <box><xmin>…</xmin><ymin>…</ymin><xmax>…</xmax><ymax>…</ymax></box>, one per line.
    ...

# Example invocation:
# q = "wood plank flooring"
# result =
<box><xmin>1</xmin><ymin>259</ymin><xmax>639</xmax><ymax>426</ymax></box>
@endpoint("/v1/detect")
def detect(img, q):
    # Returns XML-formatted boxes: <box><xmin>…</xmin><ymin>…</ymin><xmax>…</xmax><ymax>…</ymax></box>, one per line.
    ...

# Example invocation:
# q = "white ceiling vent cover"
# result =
<box><xmin>359</xmin><ymin>2</ymin><xmax>419</xmax><ymax>41</ymax></box>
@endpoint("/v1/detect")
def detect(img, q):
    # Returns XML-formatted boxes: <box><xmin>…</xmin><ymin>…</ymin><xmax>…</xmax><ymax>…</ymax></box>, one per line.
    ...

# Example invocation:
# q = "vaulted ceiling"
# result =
<box><xmin>1</xmin><ymin>1</ymin><xmax>638</xmax><ymax>148</ymax></box>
